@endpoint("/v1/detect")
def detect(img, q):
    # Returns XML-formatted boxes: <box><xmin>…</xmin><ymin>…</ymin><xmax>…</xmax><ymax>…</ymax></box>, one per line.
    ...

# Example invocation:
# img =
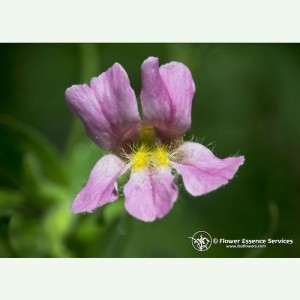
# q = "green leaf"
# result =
<box><xmin>9</xmin><ymin>212</ymin><xmax>46</xmax><ymax>257</ymax></box>
<box><xmin>79</xmin><ymin>212</ymin><xmax>132</xmax><ymax>258</ymax></box>
<box><xmin>0</xmin><ymin>215</ymin><xmax>16</xmax><ymax>257</ymax></box>
<box><xmin>63</xmin><ymin>140</ymin><xmax>105</xmax><ymax>195</ymax></box>
<box><xmin>0</xmin><ymin>188</ymin><xmax>23</xmax><ymax>213</ymax></box>
<box><xmin>103</xmin><ymin>197</ymin><xmax>125</xmax><ymax>224</ymax></box>
<box><xmin>20</xmin><ymin>152</ymin><xmax>70</xmax><ymax>210</ymax></box>
<box><xmin>0</xmin><ymin>115</ymin><xmax>67</xmax><ymax>189</ymax></box>
<box><xmin>0</xmin><ymin>215</ymin><xmax>10</xmax><ymax>239</ymax></box>
<box><xmin>41</xmin><ymin>201</ymin><xmax>74</xmax><ymax>257</ymax></box>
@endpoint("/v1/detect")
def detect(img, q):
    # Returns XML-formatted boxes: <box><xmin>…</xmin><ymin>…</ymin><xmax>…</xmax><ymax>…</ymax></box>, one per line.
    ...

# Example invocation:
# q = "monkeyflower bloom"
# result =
<box><xmin>65</xmin><ymin>57</ymin><xmax>244</xmax><ymax>222</ymax></box>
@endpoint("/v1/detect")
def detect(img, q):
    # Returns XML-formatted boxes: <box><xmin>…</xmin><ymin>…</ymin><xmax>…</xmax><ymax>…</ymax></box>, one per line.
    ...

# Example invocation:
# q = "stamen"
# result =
<box><xmin>152</xmin><ymin>145</ymin><xmax>169</xmax><ymax>167</ymax></box>
<box><xmin>131</xmin><ymin>144</ymin><xmax>150</xmax><ymax>171</ymax></box>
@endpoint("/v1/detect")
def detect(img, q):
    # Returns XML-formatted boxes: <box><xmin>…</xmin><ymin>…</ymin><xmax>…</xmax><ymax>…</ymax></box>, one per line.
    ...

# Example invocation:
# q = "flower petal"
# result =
<box><xmin>140</xmin><ymin>57</ymin><xmax>195</xmax><ymax>141</ymax></box>
<box><xmin>171</xmin><ymin>142</ymin><xmax>244</xmax><ymax>196</ymax></box>
<box><xmin>124</xmin><ymin>167</ymin><xmax>178</xmax><ymax>222</ymax></box>
<box><xmin>65</xmin><ymin>63</ymin><xmax>141</xmax><ymax>150</ymax></box>
<box><xmin>71</xmin><ymin>154</ymin><xmax>127</xmax><ymax>213</ymax></box>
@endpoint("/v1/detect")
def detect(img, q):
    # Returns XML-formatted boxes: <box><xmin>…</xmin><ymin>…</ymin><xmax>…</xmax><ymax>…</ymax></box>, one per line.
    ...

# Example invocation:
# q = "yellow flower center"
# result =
<box><xmin>126</xmin><ymin>124</ymin><xmax>182</xmax><ymax>172</ymax></box>
<box><xmin>131</xmin><ymin>145</ymin><xmax>151</xmax><ymax>171</ymax></box>
<box><xmin>152</xmin><ymin>146</ymin><xmax>169</xmax><ymax>167</ymax></box>
<box><xmin>131</xmin><ymin>144</ymin><xmax>171</xmax><ymax>171</ymax></box>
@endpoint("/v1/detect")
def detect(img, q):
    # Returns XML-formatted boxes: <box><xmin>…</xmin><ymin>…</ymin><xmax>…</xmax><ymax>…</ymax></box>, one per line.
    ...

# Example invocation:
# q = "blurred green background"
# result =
<box><xmin>0</xmin><ymin>44</ymin><xmax>299</xmax><ymax>258</ymax></box>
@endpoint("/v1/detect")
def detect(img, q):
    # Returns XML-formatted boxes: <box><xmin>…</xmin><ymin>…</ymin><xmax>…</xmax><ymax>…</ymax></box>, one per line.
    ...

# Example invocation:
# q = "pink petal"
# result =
<box><xmin>140</xmin><ymin>57</ymin><xmax>195</xmax><ymax>141</ymax></box>
<box><xmin>171</xmin><ymin>142</ymin><xmax>245</xmax><ymax>197</ymax></box>
<box><xmin>124</xmin><ymin>167</ymin><xmax>178</xmax><ymax>222</ymax></box>
<box><xmin>71</xmin><ymin>154</ymin><xmax>127</xmax><ymax>213</ymax></box>
<box><xmin>65</xmin><ymin>63</ymin><xmax>141</xmax><ymax>150</ymax></box>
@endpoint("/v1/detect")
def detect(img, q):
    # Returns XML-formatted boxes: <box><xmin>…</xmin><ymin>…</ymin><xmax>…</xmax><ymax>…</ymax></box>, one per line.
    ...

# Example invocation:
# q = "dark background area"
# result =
<box><xmin>0</xmin><ymin>44</ymin><xmax>299</xmax><ymax>257</ymax></box>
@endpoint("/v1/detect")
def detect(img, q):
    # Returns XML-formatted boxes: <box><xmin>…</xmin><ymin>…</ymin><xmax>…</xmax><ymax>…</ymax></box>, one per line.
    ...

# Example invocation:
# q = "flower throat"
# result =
<box><xmin>129</xmin><ymin>124</ymin><xmax>178</xmax><ymax>171</ymax></box>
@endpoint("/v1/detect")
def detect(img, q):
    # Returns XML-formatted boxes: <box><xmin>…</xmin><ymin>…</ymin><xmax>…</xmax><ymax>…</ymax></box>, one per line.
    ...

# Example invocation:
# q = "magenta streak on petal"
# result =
<box><xmin>171</xmin><ymin>142</ymin><xmax>245</xmax><ymax>197</ymax></box>
<box><xmin>123</xmin><ymin>167</ymin><xmax>178</xmax><ymax>222</ymax></box>
<box><xmin>140</xmin><ymin>57</ymin><xmax>195</xmax><ymax>141</ymax></box>
<box><xmin>71</xmin><ymin>154</ymin><xmax>127</xmax><ymax>213</ymax></box>
<box><xmin>65</xmin><ymin>63</ymin><xmax>141</xmax><ymax>151</ymax></box>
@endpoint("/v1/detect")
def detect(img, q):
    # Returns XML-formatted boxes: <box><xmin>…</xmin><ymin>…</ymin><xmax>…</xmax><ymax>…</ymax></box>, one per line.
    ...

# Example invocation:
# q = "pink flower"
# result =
<box><xmin>65</xmin><ymin>57</ymin><xmax>244</xmax><ymax>222</ymax></box>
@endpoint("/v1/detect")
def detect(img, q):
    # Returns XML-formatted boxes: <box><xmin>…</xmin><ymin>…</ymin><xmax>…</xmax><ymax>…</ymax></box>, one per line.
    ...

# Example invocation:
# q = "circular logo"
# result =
<box><xmin>189</xmin><ymin>231</ymin><xmax>212</xmax><ymax>251</ymax></box>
